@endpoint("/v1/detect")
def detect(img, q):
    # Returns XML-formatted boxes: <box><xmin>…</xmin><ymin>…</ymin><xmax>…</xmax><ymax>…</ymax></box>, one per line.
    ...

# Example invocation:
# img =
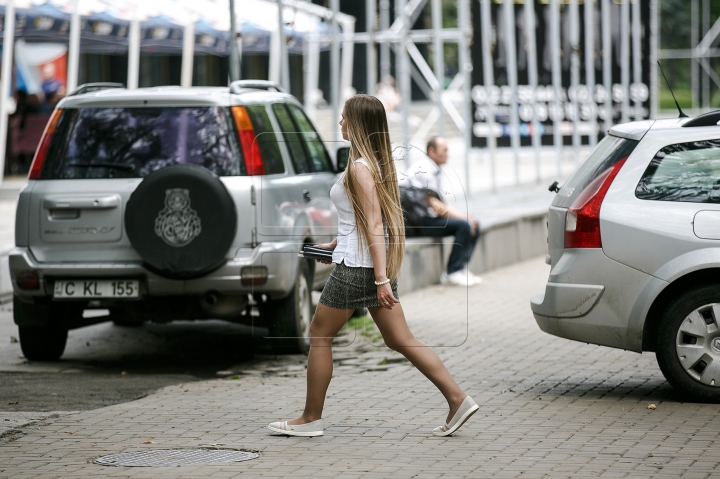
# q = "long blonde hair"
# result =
<box><xmin>342</xmin><ymin>95</ymin><xmax>405</xmax><ymax>281</ymax></box>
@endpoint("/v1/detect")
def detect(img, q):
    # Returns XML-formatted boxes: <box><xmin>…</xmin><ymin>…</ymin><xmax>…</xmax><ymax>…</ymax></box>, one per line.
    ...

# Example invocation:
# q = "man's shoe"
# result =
<box><xmin>440</xmin><ymin>272</ymin><xmax>450</xmax><ymax>285</ymax></box>
<box><xmin>267</xmin><ymin>419</ymin><xmax>324</xmax><ymax>437</ymax></box>
<box><xmin>445</xmin><ymin>270</ymin><xmax>478</xmax><ymax>286</ymax></box>
<box><xmin>461</xmin><ymin>267</ymin><xmax>483</xmax><ymax>285</ymax></box>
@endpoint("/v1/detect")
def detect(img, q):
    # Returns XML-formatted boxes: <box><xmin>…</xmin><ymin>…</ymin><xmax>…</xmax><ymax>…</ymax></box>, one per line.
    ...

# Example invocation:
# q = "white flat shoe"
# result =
<box><xmin>433</xmin><ymin>396</ymin><xmax>479</xmax><ymax>437</ymax></box>
<box><xmin>267</xmin><ymin>419</ymin><xmax>324</xmax><ymax>437</ymax></box>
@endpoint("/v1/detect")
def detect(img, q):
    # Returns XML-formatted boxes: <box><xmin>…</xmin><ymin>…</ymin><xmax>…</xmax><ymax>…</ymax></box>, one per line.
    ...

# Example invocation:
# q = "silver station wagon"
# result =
<box><xmin>11</xmin><ymin>81</ymin><xmax>345</xmax><ymax>360</ymax></box>
<box><xmin>532</xmin><ymin>111</ymin><xmax>720</xmax><ymax>401</ymax></box>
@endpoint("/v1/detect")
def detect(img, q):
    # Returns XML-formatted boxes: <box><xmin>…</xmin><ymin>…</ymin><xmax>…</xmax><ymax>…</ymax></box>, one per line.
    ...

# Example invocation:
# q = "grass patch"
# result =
<box><xmin>341</xmin><ymin>315</ymin><xmax>383</xmax><ymax>343</ymax></box>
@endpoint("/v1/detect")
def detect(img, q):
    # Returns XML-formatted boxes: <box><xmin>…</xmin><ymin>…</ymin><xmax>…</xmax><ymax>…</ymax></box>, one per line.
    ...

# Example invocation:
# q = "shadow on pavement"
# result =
<box><xmin>506</xmin><ymin>377</ymin><xmax>704</xmax><ymax>403</ymax></box>
<box><xmin>1</xmin><ymin>318</ymin><xmax>269</xmax><ymax>412</ymax></box>
<box><xmin>58</xmin><ymin>320</ymin><xmax>261</xmax><ymax>377</ymax></box>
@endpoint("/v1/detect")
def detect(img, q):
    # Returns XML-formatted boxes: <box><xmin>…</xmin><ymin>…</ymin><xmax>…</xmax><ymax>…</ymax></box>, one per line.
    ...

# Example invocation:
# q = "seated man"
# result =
<box><xmin>403</xmin><ymin>136</ymin><xmax>481</xmax><ymax>286</ymax></box>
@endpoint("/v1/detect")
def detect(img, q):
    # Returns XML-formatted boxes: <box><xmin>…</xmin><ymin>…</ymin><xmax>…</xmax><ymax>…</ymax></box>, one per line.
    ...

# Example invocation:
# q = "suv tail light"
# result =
<box><xmin>564</xmin><ymin>157</ymin><xmax>628</xmax><ymax>249</ymax></box>
<box><xmin>16</xmin><ymin>271</ymin><xmax>39</xmax><ymax>290</ymax></box>
<box><xmin>28</xmin><ymin>109</ymin><xmax>62</xmax><ymax>180</ymax></box>
<box><xmin>231</xmin><ymin>106</ymin><xmax>266</xmax><ymax>176</ymax></box>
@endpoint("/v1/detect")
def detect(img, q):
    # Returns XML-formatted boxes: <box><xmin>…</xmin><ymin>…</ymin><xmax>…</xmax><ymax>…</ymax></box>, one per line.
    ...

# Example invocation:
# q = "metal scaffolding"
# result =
<box><xmin>272</xmin><ymin>0</ymin><xmax>473</xmax><ymax>187</ymax></box>
<box><xmin>658</xmin><ymin>0</ymin><xmax>720</xmax><ymax>113</ymax></box>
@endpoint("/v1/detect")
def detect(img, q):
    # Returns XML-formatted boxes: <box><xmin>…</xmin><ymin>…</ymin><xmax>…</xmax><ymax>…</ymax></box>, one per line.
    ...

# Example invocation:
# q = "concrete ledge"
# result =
<box><xmin>398</xmin><ymin>211</ymin><xmax>548</xmax><ymax>294</ymax></box>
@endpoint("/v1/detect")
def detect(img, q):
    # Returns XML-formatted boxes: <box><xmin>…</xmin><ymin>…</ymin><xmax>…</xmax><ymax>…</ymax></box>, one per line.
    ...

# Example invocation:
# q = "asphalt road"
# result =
<box><xmin>0</xmin><ymin>301</ymin><xmax>264</xmax><ymax>413</ymax></box>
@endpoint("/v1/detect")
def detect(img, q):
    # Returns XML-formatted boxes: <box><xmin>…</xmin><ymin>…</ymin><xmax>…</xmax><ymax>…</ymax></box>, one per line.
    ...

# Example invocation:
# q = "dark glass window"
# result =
<box><xmin>41</xmin><ymin>107</ymin><xmax>241</xmax><ymax>179</ymax></box>
<box><xmin>552</xmin><ymin>136</ymin><xmax>638</xmax><ymax>208</ymax></box>
<box><xmin>244</xmin><ymin>105</ymin><xmax>286</xmax><ymax>174</ymax></box>
<box><xmin>272</xmin><ymin>103</ymin><xmax>312</xmax><ymax>174</ymax></box>
<box><xmin>286</xmin><ymin>104</ymin><xmax>333</xmax><ymax>173</ymax></box>
<box><xmin>636</xmin><ymin>139</ymin><xmax>720</xmax><ymax>203</ymax></box>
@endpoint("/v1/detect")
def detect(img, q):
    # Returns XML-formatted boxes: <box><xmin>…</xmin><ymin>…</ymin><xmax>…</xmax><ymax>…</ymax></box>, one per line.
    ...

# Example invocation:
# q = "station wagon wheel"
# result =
<box><xmin>260</xmin><ymin>260</ymin><xmax>313</xmax><ymax>355</ymax></box>
<box><xmin>656</xmin><ymin>285</ymin><xmax>720</xmax><ymax>402</ymax></box>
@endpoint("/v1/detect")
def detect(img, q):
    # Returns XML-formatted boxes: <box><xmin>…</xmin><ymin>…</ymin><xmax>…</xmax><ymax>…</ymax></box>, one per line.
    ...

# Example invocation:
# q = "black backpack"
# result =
<box><xmin>399</xmin><ymin>186</ymin><xmax>441</xmax><ymax>237</ymax></box>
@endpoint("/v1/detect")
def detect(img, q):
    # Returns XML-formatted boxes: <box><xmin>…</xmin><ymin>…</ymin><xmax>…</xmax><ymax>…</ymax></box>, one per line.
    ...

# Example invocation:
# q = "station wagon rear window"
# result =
<box><xmin>552</xmin><ymin>135</ymin><xmax>638</xmax><ymax>208</ymax></box>
<box><xmin>39</xmin><ymin>107</ymin><xmax>242</xmax><ymax>179</ymax></box>
<box><xmin>636</xmin><ymin>139</ymin><xmax>720</xmax><ymax>203</ymax></box>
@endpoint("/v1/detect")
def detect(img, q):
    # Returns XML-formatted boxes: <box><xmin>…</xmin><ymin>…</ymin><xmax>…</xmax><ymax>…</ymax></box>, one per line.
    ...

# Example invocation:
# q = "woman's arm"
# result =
<box><xmin>315</xmin><ymin>237</ymin><xmax>338</xmax><ymax>249</ymax></box>
<box><xmin>353</xmin><ymin>162</ymin><xmax>399</xmax><ymax>309</ymax></box>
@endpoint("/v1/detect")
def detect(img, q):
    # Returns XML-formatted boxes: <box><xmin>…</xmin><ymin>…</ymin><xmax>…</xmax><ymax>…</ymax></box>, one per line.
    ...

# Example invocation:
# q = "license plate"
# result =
<box><xmin>53</xmin><ymin>280</ymin><xmax>140</xmax><ymax>299</ymax></box>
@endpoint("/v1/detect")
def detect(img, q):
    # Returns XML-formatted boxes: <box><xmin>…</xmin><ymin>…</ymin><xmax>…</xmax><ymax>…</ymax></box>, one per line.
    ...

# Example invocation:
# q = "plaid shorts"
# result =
<box><xmin>318</xmin><ymin>261</ymin><xmax>399</xmax><ymax>310</ymax></box>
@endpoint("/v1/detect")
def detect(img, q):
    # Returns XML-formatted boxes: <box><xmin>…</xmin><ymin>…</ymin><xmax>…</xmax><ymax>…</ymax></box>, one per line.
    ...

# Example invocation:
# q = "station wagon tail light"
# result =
<box><xmin>564</xmin><ymin>157</ymin><xmax>628</xmax><ymax>249</ymax></box>
<box><xmin>28</xmin><ymin>109</ymin><xmax>62</xmax><ymax>180</ymax></box>
<box><xmin>231</xmin><ymin>106</ymin><xmax>266</xmax><ymax>176</ymax></box>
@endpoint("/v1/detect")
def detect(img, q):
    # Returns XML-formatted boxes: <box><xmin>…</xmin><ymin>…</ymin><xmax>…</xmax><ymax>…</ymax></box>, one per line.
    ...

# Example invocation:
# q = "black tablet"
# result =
<box><xmin>299</xmin><ymin>245</ymin><xmax>334</xmax><ymax>262</ymax></box>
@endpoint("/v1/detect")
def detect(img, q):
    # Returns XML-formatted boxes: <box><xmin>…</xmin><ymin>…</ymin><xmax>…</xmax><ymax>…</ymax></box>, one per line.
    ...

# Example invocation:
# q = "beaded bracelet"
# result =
<box><xmin>374</xmin><ymin>278</ymin><xmax>391</xmax><ymax>286</ymax></box>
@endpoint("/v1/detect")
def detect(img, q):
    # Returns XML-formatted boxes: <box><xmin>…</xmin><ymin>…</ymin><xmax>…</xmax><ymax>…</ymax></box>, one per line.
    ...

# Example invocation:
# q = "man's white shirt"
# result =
<box><xmin>403</xmin><ymin>155</ymin><xmax>444</xmax><ymax>218</ymax></box>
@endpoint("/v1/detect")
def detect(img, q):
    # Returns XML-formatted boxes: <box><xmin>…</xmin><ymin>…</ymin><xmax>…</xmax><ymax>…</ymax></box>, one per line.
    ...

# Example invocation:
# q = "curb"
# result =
<box><xmin>398</xmin><ymin>210</ymin><xmax>547</xmax><ymax>294</ymax></box>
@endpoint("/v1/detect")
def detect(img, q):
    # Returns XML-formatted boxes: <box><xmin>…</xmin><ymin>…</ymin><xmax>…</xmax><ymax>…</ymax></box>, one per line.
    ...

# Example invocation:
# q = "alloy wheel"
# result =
<box><xmin>675</xmin><ymin>303</ymin><xmax>720</xmax><ymax>387</ymax></box>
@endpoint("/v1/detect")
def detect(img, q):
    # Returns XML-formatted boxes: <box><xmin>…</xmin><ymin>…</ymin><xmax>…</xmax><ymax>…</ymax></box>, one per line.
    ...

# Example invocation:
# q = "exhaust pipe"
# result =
<box><xmin>204</xmin><ymin>291</ymin><xmax>219</xmax><ymax>306</ymax></box>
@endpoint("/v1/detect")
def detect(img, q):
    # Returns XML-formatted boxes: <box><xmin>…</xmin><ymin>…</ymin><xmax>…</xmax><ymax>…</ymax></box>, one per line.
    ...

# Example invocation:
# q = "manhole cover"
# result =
<box><xmin>95</xmin><ymin>449</ymin><xmax>259</xmax><ymax>467</ymax></box>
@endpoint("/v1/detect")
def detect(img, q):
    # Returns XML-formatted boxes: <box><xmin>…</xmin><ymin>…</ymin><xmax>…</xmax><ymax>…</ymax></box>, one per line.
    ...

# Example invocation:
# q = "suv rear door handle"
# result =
<box><xmin>43</xmin><ymin>196</ymin><xmax>119</xmax><ymax>210</ymax></box>
<box><xmin>303</xmin><ymin>190</ymin><xmax>311</xmax><ymax>203</ymax></box>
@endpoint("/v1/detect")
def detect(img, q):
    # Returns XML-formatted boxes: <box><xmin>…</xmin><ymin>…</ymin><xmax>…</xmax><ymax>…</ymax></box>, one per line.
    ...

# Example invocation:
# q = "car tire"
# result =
<box><xmin>656</xmin><ymin>284</ymin><xmax>720</xmax><ymax>402</ymax></box>
<box><xmin>261</xmin><ymin>260</ymin><xmax>313</xmax><ymax>355</ymax></box>
<box><xmin>18</xmin><ymin>325</ymin><xmax>68</xmax><ymax>361</ymax></box>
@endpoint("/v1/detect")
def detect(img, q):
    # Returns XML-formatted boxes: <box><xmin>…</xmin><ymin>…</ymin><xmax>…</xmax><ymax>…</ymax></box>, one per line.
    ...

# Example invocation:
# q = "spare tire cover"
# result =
<box><xmin>125</xmin><ymin>165</ymin><xmax>237</xmax><ymax>279</ymax></box>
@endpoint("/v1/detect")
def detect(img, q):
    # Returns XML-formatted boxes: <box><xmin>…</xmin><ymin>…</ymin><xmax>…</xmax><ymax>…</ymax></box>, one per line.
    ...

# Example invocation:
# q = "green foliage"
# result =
<box><xmin>658</xmin><ymin>0</ymin><xmax>720</xmax><ymax>110</ymax></box>
<box><xmin>342</xmin><ymin>316</ymin><xmax>383</xmax><ymax>342</ymax></box>
<box><xmin>423</xmin><ymin>0</ymin><xmax>460</xmax><ymax>86</ymax></box>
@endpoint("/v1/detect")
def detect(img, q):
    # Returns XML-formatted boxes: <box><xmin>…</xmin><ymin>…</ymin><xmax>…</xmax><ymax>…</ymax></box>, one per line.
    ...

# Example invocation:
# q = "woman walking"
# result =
<box><xmin>268</xmin><ymin>95</ymin><xmax>477</xmax><ymax>437</ymax></box>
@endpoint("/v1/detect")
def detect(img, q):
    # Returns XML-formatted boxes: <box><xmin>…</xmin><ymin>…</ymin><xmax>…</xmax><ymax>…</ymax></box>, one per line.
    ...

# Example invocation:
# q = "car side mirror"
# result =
<box><xmin>335</xmin><ymin>147</ymin><xmax>350</xmax><ymax>173</ymax></box>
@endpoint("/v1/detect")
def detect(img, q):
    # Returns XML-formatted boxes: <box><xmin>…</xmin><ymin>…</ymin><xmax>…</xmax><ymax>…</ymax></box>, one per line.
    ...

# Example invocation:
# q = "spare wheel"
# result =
<box><xmin>125</xmin><ymin>165</ymin><xmax>237</xmax><ymax>279</ymax></box>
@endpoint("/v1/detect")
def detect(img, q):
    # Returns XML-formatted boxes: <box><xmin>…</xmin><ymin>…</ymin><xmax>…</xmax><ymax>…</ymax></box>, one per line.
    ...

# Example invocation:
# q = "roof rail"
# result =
<box><xmin>229</xmin><ymin>80</ymin><xmax>287</xmax><ymax>95</ymax></box>
<box><xmin>682</xmin><ymin>110</ymin><xmax>720</xmax><ymax>128</ymax></box>
<box><xmin>69</xmin><ymin>83</ymin><xmax>125</xmax><ymax>97</ymax></box>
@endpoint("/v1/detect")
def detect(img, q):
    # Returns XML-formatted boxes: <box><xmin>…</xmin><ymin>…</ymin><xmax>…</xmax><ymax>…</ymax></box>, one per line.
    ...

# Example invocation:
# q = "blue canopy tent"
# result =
<box><xmin>0</xmin><ymin>4</ymin><xmax>228</xmax><ymax>55</ymax></box>
<box><xmin>239</xmin><ymin>20</ymin><xmax>331</xmax><ymax>56</ymax></box>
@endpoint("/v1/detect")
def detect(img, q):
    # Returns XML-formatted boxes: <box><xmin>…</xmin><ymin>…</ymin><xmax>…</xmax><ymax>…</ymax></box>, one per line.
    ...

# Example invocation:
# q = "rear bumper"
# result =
<box><xmin>530</xmin><ymin>249</ymin><xmax>664</xmax><ymax>353</ymax></box>
<box><xmin>9</xmin><ymin>243</ymin><xmax>302</xmax><ymax>299</ymax></box>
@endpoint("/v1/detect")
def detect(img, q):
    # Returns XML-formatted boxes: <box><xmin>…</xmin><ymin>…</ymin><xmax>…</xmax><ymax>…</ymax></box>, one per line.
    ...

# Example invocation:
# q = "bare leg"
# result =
<box><xmin>287</xmin><ymin>303</ymin><xmax>354</xmax><ymax>425</ymax></box>
<box><xmin>369</xmin><ymin>304</ymin><xmax>467</xmax><ymax>423</ymax></box>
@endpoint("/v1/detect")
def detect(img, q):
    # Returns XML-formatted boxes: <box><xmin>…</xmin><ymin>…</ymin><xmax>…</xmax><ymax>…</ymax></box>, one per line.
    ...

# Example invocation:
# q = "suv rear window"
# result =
<box><xmin>41</xmin><ymin>107</ymin><xmax>241</xmax><ymax>179</ymax></box>
<box><xmin>552</xmin><ymin>135</ymin><xmax>639</xmax><ymax>208</ymax></box>
<box><xmin>636</xmin><ymin>139</ymin><xmax>720</xmax><ymax>203</ymax></box>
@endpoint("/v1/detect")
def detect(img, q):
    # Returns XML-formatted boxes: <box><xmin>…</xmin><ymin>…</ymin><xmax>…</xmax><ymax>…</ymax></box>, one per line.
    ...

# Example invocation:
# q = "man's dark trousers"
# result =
<box><xmin>418</xmin><ymin>217</ymin><xmax>480</xmax><ymax>274</ymax></box>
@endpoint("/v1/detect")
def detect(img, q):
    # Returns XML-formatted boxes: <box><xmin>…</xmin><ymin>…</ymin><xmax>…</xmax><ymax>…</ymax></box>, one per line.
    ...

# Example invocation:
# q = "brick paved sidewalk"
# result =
<box><xmin>1</xmin><ymin>257</ymin><xmax>719</xmax><ymax>479</ymax></box>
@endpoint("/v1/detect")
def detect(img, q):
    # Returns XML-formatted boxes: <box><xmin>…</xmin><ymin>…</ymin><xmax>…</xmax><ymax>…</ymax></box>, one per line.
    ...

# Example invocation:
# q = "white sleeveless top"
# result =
<box><xmin>331</xmin><ymin>158</ymin><xmax>389</xmax><ymax>268</ymax></box>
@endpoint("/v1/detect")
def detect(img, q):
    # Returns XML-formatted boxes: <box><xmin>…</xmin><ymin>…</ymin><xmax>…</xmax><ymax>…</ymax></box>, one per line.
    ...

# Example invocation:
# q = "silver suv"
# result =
<box><xmin>532</xmin><ymin>111</ymin><xmax>720</xmax><ymax>401</ymax></box>
<box><xmin>11</xmin><ymin>81</ymin><xmax>343</xmax><ymax>360</ymax></box>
